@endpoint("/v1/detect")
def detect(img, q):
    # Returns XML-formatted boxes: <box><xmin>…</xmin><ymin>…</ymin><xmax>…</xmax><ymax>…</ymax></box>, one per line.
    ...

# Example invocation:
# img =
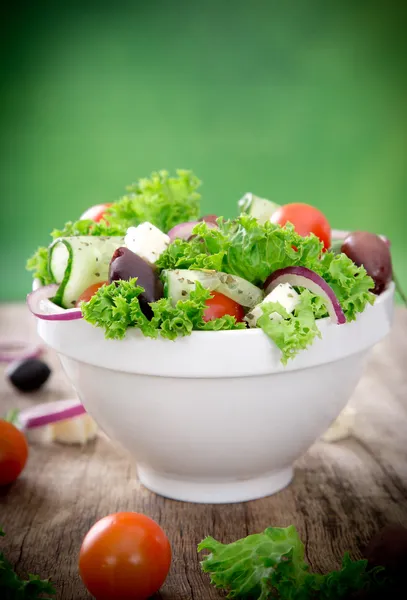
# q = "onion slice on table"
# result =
<box><xmin>0</xmin><ymin>340</ymin><xmax>43</xmax><ymax>363</ymax></box>
<box><xmin>168</xmin><ymin>220</ymin><xmax>218</xmax><ymax>242</ymax></box>
<box><xmin>19</xmin><ymin>399</ymin><xmax>87</xmax><ymax>429</ymax></box>
<box><xmin>264</xmin><ymin>266</ymin><xmax>346</xmax><ymax>325</ymax></box>
<box><xmin>27</xmin><ymin>284</ymin><xmax>83</xmax><ymax>321</ymax></box>
<box><xmin>332</xmin><ymin>229</ymin><xmax>390</xmax><ymax>247</ymax></box>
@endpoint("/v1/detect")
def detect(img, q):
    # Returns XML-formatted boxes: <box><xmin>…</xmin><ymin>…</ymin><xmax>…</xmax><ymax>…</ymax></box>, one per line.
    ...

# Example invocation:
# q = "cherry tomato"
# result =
<box><xmin>79</xmin><ymin>512</ymin><xmax>171</xmax><ymax>600</ymax></box>
<box><xmin>203</xmin><ymin>291</ymin><xmax>245</xmax><ymax>323</ymax></box>
<box><xmin>0</xmin><ymin>420</ymin><xmax>28</xmax><ymax>486</ymax></box>
<box><xmin>80</xmin><ymin>203</ymin><xmax>112</xmax><ymax>223</ymax></box>
<box><xmin>75</xmin><ymin>281</ymin><xmax>108</xmax><ymax>306</ymax></box>
<box><xmin>270</xmin><ymin>203</ymin><xmax>331</xmax><ymax>250</ymax></box>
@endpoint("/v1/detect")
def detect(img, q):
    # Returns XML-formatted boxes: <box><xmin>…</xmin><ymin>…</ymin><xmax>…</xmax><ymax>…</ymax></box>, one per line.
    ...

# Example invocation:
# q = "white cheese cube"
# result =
<box><xmin>53</xmin><ymin>414</ymin><xmax>98</xmax><ymax>445</ymax></box>
<box><xmin>124</xmin><ymin>222</ymin><xmax>170</xmax><ymax>264</ymax></box>
<box><xmin>245</xmin><ymin>283</ymin><xmax>299</xmax><ymax>328</ymax></box>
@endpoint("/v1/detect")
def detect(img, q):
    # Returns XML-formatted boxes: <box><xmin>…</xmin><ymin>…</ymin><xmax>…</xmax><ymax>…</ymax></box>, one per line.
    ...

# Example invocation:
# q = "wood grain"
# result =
<box><xmin>1</xmin><ymin>303</ymin><xmax>407</xmax><ymax>599</ymax></box>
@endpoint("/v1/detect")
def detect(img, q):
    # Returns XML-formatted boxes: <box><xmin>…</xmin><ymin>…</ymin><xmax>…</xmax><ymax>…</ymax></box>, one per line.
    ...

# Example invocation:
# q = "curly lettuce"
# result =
<box><xmin>106</xmin><ymin>169</ymin><xmax>201</xmax><ymax>233</ymax></box>
<box><xmin>199</xmin><ymin>525</ymin><xmax>385</xmax><ymax>600</ymax></box>
<box><xmin>27</xmin><ymin>169</ymin><xmax>201</xmax><ymax>283</ymax></box>
<box><xmin>158</xmin><ymin>217</ymin><xmax>324</xmax><ymax>287</ymax></box>
<box><xmin>316</xmin><ymin>252</ymin><xmax>375</xmax><ymax>321</ymax></box>
<box><xmin>258</xmin><ymin>290</ymin><xmax>321</xmax><ymax>364</ymax></box>
<box><xmin>81</xmin><ymin>279</ymin><xmax>245</xmax><ymax>340</ymax></box>
<box><xmin>26</xmin><ymin>247</ymin><xmax>55</xmax><ymax>286</ymax></box>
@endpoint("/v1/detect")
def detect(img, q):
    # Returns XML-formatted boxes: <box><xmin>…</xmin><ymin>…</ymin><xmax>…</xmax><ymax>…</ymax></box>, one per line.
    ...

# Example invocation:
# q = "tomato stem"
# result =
<box><xmin>4</xmin><ymin>408</ymin><xmax>20</xmax><ymax>426</ymax></box>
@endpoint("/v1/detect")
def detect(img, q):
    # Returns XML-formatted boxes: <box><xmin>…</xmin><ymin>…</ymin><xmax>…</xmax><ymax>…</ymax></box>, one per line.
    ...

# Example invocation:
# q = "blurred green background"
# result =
<box><xmin>1</xmin><ymin>0</ymin><xmax>406</xmax><ymax>301</ymax></box>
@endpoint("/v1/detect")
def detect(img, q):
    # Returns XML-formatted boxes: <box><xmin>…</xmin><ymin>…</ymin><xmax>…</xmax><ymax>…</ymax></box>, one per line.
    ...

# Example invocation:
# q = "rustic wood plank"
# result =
<box><xmin>1</xmin><ymin>303</ymin><xmax>407</xmax><ymax>599</ymax></box>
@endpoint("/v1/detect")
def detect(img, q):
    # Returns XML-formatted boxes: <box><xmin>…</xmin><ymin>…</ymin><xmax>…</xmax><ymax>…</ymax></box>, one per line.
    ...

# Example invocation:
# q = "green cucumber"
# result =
<box><xmin>49</xmin><ymin>236</ymin><xmax>124</xmax><ymax>308</ymax></box>
<box><xmin>163</xmin><ymin>269</ymin><xmax>263</xmax><ymax>308</ymax></box>
<box><xmin>238</xmin><ymin>192</ymin><xmax>280</xmax><ymax>224</ymax></box>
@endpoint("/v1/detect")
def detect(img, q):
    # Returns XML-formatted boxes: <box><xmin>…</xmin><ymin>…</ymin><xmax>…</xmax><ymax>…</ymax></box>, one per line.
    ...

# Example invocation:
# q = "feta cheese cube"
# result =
<box><xmin>245</xmin><ymin>283</ymin><xmax>299</xmax><ymax>328</ymax></box>
<box><xmin>124</xmin><ymin>222</ymin><xmax>170</xmax><ymax>264</ymax></box>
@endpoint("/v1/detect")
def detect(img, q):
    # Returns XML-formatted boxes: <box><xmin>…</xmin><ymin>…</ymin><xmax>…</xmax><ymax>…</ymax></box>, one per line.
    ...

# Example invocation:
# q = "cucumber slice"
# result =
<box><xmin>238</xmin><ymin>192</ymin><xmax>280</xmax><ymax>224</ymax></box>
<box><xmin>163</xmin><ymin>269</ymin><xmax>263</xmax><ymax>308</ymax></box>
<box><xmin>49</xmin><ymin>236</ymin><xmax>124</xmax><ymax>308</ymax></box>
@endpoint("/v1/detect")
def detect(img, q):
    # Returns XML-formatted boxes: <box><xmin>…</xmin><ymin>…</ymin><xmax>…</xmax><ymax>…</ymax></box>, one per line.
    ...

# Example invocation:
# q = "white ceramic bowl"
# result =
<box><xmin>35</xmin><ymin>283</ymin><xmax>394</xmax><ymax>504</ymax></box>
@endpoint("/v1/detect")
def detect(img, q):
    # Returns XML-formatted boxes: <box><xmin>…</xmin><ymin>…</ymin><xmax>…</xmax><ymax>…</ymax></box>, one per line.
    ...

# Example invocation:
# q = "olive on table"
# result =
<box><xmin>109</xmin><ymin>247</ymin><xmax>163</xmax><ymax>319</ymax></box>
<box><xmin>341</xmin><ymin>231</ymin><xmax>392</xmax><ymax>294</ymax></box>
<box><xmin>6</xmin><ymin>358</ymin><xmax>51</xmax><ymax>393</ymax></box>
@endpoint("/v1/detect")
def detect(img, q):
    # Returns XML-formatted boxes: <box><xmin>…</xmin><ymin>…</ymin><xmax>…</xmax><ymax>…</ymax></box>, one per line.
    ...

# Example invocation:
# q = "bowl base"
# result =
<box><xmin>137</xmin><ymin>466</ymin><xmax>294</xmax><ymax>504</ymax></box>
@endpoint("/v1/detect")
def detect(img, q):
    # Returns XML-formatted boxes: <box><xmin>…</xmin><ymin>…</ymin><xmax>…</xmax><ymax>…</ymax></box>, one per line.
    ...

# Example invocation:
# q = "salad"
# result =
<box><xmin>27</xmin><ymin>169</ymin><xmax>393</xmax><ymax>364</ymax></box>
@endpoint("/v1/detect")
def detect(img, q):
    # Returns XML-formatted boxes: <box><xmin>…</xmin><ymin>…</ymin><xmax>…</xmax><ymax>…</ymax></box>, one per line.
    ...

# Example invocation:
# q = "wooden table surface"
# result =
<box><xmin>1</xmin><ymin>303</ymin><xmax>407</xmax><ymax>599</ymax></box>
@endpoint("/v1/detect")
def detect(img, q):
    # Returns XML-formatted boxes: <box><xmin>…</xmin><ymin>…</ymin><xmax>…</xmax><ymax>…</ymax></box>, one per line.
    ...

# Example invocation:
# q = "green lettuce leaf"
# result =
<box><xmin>27</xmin><ymin>169</ymin><xmax>201</xmax><ymax>282</ymax></box>
<box><xmin>81</xmin><ymin>280</ymin><xmax>156</xmax><ymax>340</ymax></box>
<box><xmin>51</xmin><ymin>219</ymin><xmax>126</xmax><ymax>239</ymax></box>
<box><xmin>106</xmin><ymin>169</ymin><xmax>201</xmax><ymax>233</ymax></box>
<box><xmin>82</xmin><ymin>279</ymin><xmax>245</xmax><ymax>340</ymax></box>
<box><xmin>0</xmin><ymin>528</ymin><xmax>56</xmax><ymax>599</ymax></box>
<box><xmin>158</xmin><ymin>217</ymin><xmax>324</xmax><ymax>287</ymax></box>
<box><xmin>156</xmin><ymin>238</ymin><xmax>226</xmax><ymax>272</ymax></box>
<box><xmin>315</xmin><ymin>252</ymin><xmax>375</xmax><ymax>321</ymax></box>
<box><xmin>258</xmin><ymin>290</ymin><xmax>321</xmax><ymax>365</ymax></box>
<box><xmin>26</xmin><ymin>247</ymin><xmax>55</xmax><ymax>286</ymax></box>
<box><xmin>198</xmin><ymin>526</ymin><xmax>385</xmax><ymax>600</ymax></box>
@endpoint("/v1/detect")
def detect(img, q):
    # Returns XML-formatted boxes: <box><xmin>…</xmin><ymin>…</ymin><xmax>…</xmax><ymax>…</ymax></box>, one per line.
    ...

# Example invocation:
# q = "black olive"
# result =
<box><xmin>6</xmin><ymin>358</ymin><xmax>51</xmax><ymax>393</ymax></box>
<box><xmin>341</xmin><ymin>232</ymin><xmax>392</xmax><ymax>295</ymax></box>
<box><xmin>109</xmin><ymin>247</ymin><xmax>164</xmax><ymax>319</ymax></box>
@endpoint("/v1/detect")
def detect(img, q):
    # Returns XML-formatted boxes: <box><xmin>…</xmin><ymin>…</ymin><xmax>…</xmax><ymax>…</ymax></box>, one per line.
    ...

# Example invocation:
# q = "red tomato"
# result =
<box><xmin>0</xmin><ymin>420</ymin><xmax>28</xmax><ymax>486</ymax></box>
<box><xmin>203</xmin><ymin>291</ymin><xmax>245</xmax><ymax>323</ymax></box>
<box><xmin>270</xmin><ymin>203</ymin><xmax>331</xmax><ymax>250</ymax></box>
<box><xmin>80</xmin><ymin>203</ymin><xmax>112</xmax><ymax>223</ymax></box>
<box><xmin>79</xmin><ymin>512</ymin><xmax>172</xmax><ymax>600</ymax></box>
<box><xmin>75</xmin><ymin>281</ymin><xmax>108</xmax><ymax>306</ymax></box>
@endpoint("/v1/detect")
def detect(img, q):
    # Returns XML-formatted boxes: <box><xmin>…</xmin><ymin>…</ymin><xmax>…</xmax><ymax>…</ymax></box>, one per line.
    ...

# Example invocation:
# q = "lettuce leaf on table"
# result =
<box><xmin>0</xmin><ymin>528</ymin><xmax>55</xmax><ymax>599</ymax></box>
<box><xmin>198</xmin><ymin>525</ymin><xmax>384</xmax><ymax>599</ymax></box>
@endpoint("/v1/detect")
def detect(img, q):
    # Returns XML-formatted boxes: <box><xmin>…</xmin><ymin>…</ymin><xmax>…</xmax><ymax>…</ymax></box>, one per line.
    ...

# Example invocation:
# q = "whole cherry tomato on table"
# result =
<box><xmin>79</xmin><ymin>512</ymin><xmax>172</xmax><ymax>600</ymax></box>
<box><xmin>80</xmin><ymin>203</ymin><xmax>112</xmax><ymax>223</ymax></box>
<box><xmin>0</xmin><ymin>420</ymin><xmax>28</xmax><ymax>486</ymax></box>
<box><xmin>270</xmin><ymin>203</ymin><xmax>331</xmax><ymax>250</ymax></box>
<box><xmin>203</xmin><ymin>291</ymin><xmax>245</xmax><ymax>323</ymax></box>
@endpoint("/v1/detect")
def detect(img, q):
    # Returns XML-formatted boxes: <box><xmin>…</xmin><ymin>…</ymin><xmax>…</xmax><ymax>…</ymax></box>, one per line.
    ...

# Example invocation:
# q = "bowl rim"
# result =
<box><xmin>34</xmin><ymin>282</ymin><xmax>395</xmax><ymax>378</ymax></box>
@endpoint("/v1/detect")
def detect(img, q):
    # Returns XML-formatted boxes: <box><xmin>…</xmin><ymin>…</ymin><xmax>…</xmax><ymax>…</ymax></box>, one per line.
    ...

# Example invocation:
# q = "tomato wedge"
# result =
<box><xmin>75</xmin><ymin>281</ymin><xmax>108</xmax><ymax>306</ymax></box>
<box><xmin>203</xmin><ymin>291</ymin><xmax>245</xmax><ymax>323</ymax></box>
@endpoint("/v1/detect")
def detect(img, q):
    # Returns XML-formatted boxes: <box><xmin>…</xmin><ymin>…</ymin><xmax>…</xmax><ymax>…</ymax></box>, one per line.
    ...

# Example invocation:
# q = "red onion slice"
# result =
<box><xmin>168</xmin><ymin>220</ymin><xmax>218</xmax><ymax>242</ymax></box>
<box><xmin>19</xmin><ymin>399</ymin><xmax>87</xmax><ymax>429</ymax></box>
<box><xmin>332</xmin><ymin>229</ymin><xmax>390</xmax><ymax>247</ymax></box>
<box><xmin>27</xmin><ymin>284</ymin><xmax>83</xmax><ymax>321</ymax></box>
<box><xmin>0</xmin><ymin>340</ymin><xmax>43</xmax><ymax>363</ymax></box>
<box><xmin>264</xmin><ymin>266</ymin><xmax>346</xmax><ymax>325</ymax></box>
